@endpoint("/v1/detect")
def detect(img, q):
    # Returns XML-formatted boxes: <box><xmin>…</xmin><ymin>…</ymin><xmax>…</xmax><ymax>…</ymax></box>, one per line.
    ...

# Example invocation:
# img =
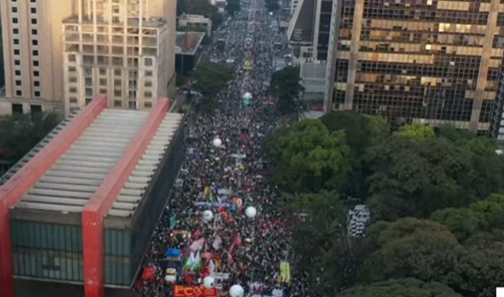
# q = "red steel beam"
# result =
<box><xmin>0</xmin><ymin>95</ymin><xmax>108</xmax><ymax>297</ymax></box>
<box><xmin>82</xmin><ymin>98</ymin><xmax>169</xmax><ymax>297</ymax></box>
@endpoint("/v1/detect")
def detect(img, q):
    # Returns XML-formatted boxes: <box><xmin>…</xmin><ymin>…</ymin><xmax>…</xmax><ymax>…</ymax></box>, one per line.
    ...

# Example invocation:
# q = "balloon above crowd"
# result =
<box><xmin>203</xmin><ymin>276</ymin><xmax>216</xmax><ymax>288</ymax></box>
<box><xmin>212</xmin><ymin>137</ymin><xmax>223</xmax><ymax>148</ymax></box>
<box><xmin>203</xmin><ymin>210</ymin><xmax>214</xmax><ymax>222</ymax></box>
<box><xmin>245</xmin><ymin>206</ymin><xmax>257</xmax><ymax>218</ymax></box>
<box><xmin>229</xmin><ymin>285</ymin><xmax>245</xmax><ymax>297</ymax></box>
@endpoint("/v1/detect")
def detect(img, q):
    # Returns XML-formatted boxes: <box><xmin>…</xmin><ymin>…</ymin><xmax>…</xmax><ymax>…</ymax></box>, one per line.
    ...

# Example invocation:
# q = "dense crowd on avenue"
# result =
<box><xmin>130</xmin><ymin>1</ymin><xmax>308</xmax><ymax>297</ymax></box>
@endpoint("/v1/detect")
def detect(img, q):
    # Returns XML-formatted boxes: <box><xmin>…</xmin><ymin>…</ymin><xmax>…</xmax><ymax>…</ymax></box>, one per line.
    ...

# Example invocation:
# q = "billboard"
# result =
<box><xmin>173</xmin><ymin>285</ymin><xmax>218</xmax><ymax>297</ymax></box>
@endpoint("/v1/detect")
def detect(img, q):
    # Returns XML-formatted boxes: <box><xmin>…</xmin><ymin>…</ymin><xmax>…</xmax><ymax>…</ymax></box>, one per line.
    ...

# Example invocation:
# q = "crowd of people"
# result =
<box><xmin>130</xmin><ymin>0</ymin><xmax>309</xmax><ymax>296</ymax></box>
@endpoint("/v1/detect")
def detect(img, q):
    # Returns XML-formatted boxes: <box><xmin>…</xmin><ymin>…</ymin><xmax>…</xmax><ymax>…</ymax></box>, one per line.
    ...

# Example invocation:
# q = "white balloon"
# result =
<box><xmin>245</xmin><ymin>206</ymin><xmax>257</xmax><ymax>218</ymax></box>
<box><xmin>203</xmin><ymin>276</ymin><xmax>216</xmax><ymax>288</ymax></box>
<box><xmin>229</xmin><ymin>285</ymin><xmax>245</xmax><ymax>297</ymax></box>
<box><xmin>203</xmin><ymin>210</ymin><xmax>214</xmax><ymax>222</ymax></box>
<box><xmin>213</xmin><ymin>138</ymin><xmax>223</xmax><ymax>147</ymax></box>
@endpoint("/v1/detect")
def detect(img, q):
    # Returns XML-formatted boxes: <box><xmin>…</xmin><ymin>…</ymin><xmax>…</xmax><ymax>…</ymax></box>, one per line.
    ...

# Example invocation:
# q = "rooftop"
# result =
<box><xmin>1</xmin><ymin>95</ymin><xmax>184</xmax><ymax>226</ymax></box>
<box><xmin>176</xmin><ymin>31</ymin><xmax>206</xmax><ymax>55</ymax></box>
<box><xmin>16</xmin><ymin>109</ymin><xmax>149</xmax><ymax>213</ymax></box>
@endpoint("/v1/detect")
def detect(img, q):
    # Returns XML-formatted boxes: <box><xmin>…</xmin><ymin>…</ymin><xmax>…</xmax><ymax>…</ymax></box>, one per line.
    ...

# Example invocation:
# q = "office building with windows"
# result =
<box><xmin>63</xmin><ymin>0</ymin><xmax>177</xmax><ymax>115</ymax></box>
<box><xmin>0</xmin><ymin>0</ymin><xmax>74</xmax><ymax>115</ymax></box>
<box><xmin>329</xmin><ymin>0</ymin><xmax>504</xmax><ymax>132</ymax></box>
<box><xmin>287</xmin><ymin>0</ymin><xmax>339</xmax><ymax>117</ymax></box>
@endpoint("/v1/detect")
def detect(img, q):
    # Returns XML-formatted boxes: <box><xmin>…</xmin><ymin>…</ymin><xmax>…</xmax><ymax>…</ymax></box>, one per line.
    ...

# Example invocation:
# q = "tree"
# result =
<box><xmin>365</xmin><ymin>136</ymin><xmax>480</xmax><ymax>220</ymax></box>
<box><xmin>445</xmin><ymin>234</ymin><xmax>504</xmax><ymax>297</ymax></box>
<box><xmin>397</xmin><ymin>124</ymin><xmax>435</xmax><ymax>139</ymax></box>
<box><xmin>0</xmin><ymin>112</ymin><xmax>61</xmax><ymax>163</ymax></box>
<box><xmin>177</xmin><ymin>0</ymin><xmax>223</xmax><ymax>28</ymax></box>
<box><xmin>268</xmin><ymin>119</ymin><xmax>352</xmax><ymax>193</ymax></box>
<box><xmin>265</xmin><ymin>0</ymin><xmax>280</xmax><ymax>11</ymax></box>
<box><xmin>191</xmin><ymin>61</ymin><xmax>234</xmax><ymax>112</ymax></box>
<box><xmin>269</xmin><ymin>66</ymin><xmax>304</xmax><ymax>115</ymax></box>
<box><xmin>430</xmin><ymin>208</ymin><xmax>485</xmax><ymax>241</ymax></box>
<box><xmin>226</xmin><ymin>0</ymin><xmax>241</xmax><ymax>15</ymax></box>
<box><xmin>320</xmin><ymin>111</ymin><xmax>390</xmax><ymax>197</ymax></box>
<box><xmin>291</xmin><ymin>191</ymin><xmax>368</xmax><ymax>296</ymax></box>
<box><xmin>335</xmin><ymin>278</ymin><xmax>464</xmax><ymax>297</ymax></box>
<box><xmin>363</xmin><ymin>218</ymin><xmax>462</xmax><ymax>282</ymax></box>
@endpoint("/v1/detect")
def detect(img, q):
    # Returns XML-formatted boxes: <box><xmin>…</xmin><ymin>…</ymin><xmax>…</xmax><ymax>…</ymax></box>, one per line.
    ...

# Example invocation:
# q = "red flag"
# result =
<box><xmin>193</xmin><ymin>229</ymin><xmax>202</xmax><ymax>239</ymax></box>
<box><xmin>233</xmin><ymin>233</ymin><xmax>242</xmax><ymax>246</ymax></box>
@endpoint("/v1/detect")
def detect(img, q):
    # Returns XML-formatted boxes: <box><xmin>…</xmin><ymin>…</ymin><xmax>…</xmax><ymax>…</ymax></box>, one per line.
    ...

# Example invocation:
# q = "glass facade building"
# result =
<box><xmin>331</xmin><ymin>0</ymin><xmax>504</xmax><ymax>132</ymax></box>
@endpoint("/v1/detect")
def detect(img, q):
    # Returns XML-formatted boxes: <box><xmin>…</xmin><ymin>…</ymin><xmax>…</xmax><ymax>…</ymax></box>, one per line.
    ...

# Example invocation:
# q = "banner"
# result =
<box><xmin>279</xmin><ymin>262</ymin><xmax>291</xmax><ymax>283</ymax></box>
<box><xmin>194</xmin><ymin>202</ymin><xmax>231</xmax><ymax>208</ymax></box>
<box><xmin>173</xmin><ymin>285</ymin><xmax>217</xmax><ymax>297</ymax></box>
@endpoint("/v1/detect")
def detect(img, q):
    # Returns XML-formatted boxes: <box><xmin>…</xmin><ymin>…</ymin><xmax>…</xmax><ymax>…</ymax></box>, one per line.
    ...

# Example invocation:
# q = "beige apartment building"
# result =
<box><xmin>0</xmin><ymin>0</ymin><xmax>74</xmax><ymax>115</ymax></box>
<box><xmin>63</xmin><ymin>0</ymin><xmax>177</xmax><ymax>114</ymax></box>
<box><xmin>0</xmin><ymin>0</ymin><xmax>177</xmax><ymax>116</ymax></box>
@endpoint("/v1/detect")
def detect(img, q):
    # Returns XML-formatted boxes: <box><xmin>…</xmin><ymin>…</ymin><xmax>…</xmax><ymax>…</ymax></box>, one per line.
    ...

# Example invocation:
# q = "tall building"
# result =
<box><xmin>329</xmin><ymin>0</ymin><xmax>504</xmax><ymax>132</ymax></box>
<box><xmin>0</xmin><ymin>0</ymin><xmax>75</xmax><ymax>115</ymax></box>
<box><xmin>287</xmin><ymin>0</ymin><xmax>339</xmax><ymax>117</ymax></box>
<box><xmin>63</xmin><ymin>0</ymin><xmax>177</xmax><ymax>115</ymax></box>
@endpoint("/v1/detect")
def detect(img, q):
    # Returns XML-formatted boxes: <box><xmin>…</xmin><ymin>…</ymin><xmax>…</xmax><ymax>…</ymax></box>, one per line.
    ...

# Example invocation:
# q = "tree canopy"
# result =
<box><xmin>191</xmin><ymin>61</ymin><xmax>234</xmax><ymax>112</ymax></box>
<box><xmin>177</xmin><ymin>0</ymin><xmax>223</xmax><ymax>28</ymax></box>
<box><xmin>269</xmin><ymin>66</ymin><xmax>304</xmax><ymax>115</ymax></box>
<box><xmin>0</xmin><ymin>112</ymin><xmax>61</xmax><ymax>163</ymax></box>
<box><xmin>267</xmin><ymin>119</ymin><xmax>352</xmax><ymax>193</ymax></box>
<box><xmin>336</xmin><ymin>278</ymin><xmax>464</xmax><ymax>297</ymax></box>
<box><xmin>266</xmin><ymin>112</ymin><xmax>504</xmax><ymax>297</ymax></box>
<box><xmin>226</xmin><ymin>0</ymin><xmax>241</xmax><ymax>15</ymax></box>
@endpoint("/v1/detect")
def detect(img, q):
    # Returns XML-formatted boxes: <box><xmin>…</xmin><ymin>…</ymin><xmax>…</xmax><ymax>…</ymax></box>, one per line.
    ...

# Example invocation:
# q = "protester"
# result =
<box><xmin>130</xmin><ymin>0</ymin><xmax>308</xmax><ymax>296</ymax></box>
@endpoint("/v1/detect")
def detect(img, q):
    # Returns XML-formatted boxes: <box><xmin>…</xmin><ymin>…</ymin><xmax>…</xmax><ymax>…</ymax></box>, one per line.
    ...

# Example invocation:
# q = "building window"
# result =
<box><xmin>145</xmin><ymin>58</ymin><xmax>153</xmax><ymax>66</ymax></box>
<box><xmin>14</xmin><ymin>60</ymin><xmax>20</xmax><ymax>66</ymax></box>
<box><xmin>14</xmin><ymin>49</ymin><xmax>20</xmax><ymax>55</ymax></box>
<box><xmin>69</xmin><ymin>87</ymin><xmax>77</xmax><ymax>93</ymax></box>
<box><xmin>68</xmin><ymin>54</ymin><xmax>76</xmax><ymax>62</ymax></box>
<box><xmin>30</xmin><ymin>105</ymin><xmax>42</xmax><ymax>115</ymax></box>
<box><xmin>32</xmin><ymin>50</ymin><xmax>39</xmax><ymax>56</ymax></box>
<box><xmin>30</xmin><ymin>8</ymin><xmax>37</xmax><ymax>14</ymax></box>
<box><xmin>34</xmin><ymin>81</ymin><xmax>40</xmax><ymax>87</ymax></box>
<box><xmin>99</xmin><ymin>88</ymin><xmax>106</xmax><ymax>94</ymax></box>
<box><xmin>13</xmin><ymin>28</ymin><xmax>19</xmax><ymax>35</ymax></box>
<box><xmin>114</xmin><ymin>79</ymin><xmax>122</xmax><ymax>87</ymax></box>
<box><xmin>70</xmin><ymin>107</ymin><xmax>80</xmax><ymax>113</ymax></box>
<box><xmin>13</xmin><ymin>39</ymin><xmax>19</xmax><ymax>45</ymax></box>
<box><xmin>114</xmin><ymin>69</ymin><xmax>122</xmax><ymax>76</ymax></box>
<box><xmin>32</xmin><ymin>40</ymin><xmax>38</xmax><ymax>46</ymax></box>
<box><xmin>15</xmin><ymin>90</ymin><xmax>22</xmax><ymax>96</ymax></box>
<box><xmin>69</xmin><ymin>66</ymin><xmax>76</xmax><ymax>72</ymax></box>
<box><xmin>99</xmin><ymin>78</ymin><xmax>107</xmax><ymax>86</ymax></box>
<box><xmin>69</xmin><ymin>97</ymin><xmax>78</xmax><ymax>103</ymax></box>
<box><xmin>99</xmin><ymin>68</ymin><xmax>107</xmax><ymax>76</ymax></box>
<box><xmin>12</xmin><ymin>18</ymin><xmax>18</xmax><ymax>24</ymax></box>
<box><xmin>145</xmin><ymin>71</ymin><xmax>153</xmax><ymax>77</ymax></box>
<box><xmin>145</xmin><ymin>80</ymin><xmax>152</xmax><ymax>87</ymax></box>
<box><xmin>15</xmin><ymin>80</ymin><xmax>22</xmax><ymax>86</ymax></box>
<box><xmin>15</xmin><ymin>70</ymin><xmax>21</xmax><ymax>76</ymax></box>
<box><xmin>144</xmin><ymin>102</ymin><xmax>152</xmax><ymax>108</ymax></box>
<box><xmin>33</xmin><ymin>60</ymin><xmax>39</xmax><ymax>67</ymax></box>
<box><xmin>31</xmin><ymin>29</ymin><xmax>38</xmax><ymax>35</ymax></box>
<box><xmin>114</xmin><ymin>90</ymin><xmax>122</xmax><ymax>97</ymax></box>
<box><xmin>85</xmin><ymin>98</ymin><xmax>93</xmax><ymax>105</ymax></box>
<box><xmin>30</xmin><ymin>0</ymin><xmax>37</xmax><ymax>2</ymax></box>
<box><xmin>12</xmin><ymin>104</ymin><xmax>23</xmax><ymax>114</ymax></box>
<box><xmin>144</xmin><ymin>91</ymin><xmax>152</xmax><ymax>98</ymax></box>
<box><xmin>34</xmin><ymin>91</ymin><xmax>40</xmax><ymax>97</ymax></box>
<box><xmin>114</xmin><ymin>100</ymin><xmax>122</xmax><ymax>107</ymax></box>
<box><xmin>33</xmin><ymin>71</ymin><xmax>39</xmax><ymax>77</ymax></box>
<box><xmin>12</xmin><ymin>7</ymin><xmax>18</xmax><ymax>13</ymax></box>
<box><xmin>31</xmin><ymin>19</ymin><xmax>37</xmax><ymax>25</ymax></box>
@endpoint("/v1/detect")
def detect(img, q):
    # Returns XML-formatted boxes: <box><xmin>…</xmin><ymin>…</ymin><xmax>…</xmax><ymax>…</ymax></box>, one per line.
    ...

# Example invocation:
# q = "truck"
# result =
<box><xmin>163</xmin><ymin>248</ymin><xmax>183</xmax><ymax>283</ymax></box>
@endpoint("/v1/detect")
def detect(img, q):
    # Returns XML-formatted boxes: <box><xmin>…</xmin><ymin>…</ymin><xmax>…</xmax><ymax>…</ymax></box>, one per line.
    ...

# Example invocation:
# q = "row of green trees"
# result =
<box><xmin>0</xmin><ymin>112</ymin><xmax>61</xmax><ymax>164</ymax></box>
<box><xmin>266</xmin><ymin>111</ymin><xmax>504</xmax><ymax>297</ymax></box>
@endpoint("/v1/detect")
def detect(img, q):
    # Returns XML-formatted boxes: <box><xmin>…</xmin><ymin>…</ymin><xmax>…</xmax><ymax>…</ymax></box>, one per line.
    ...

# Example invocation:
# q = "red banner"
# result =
<box><xmin>173</xmin><ymin>285</ymin><xmax>217</xmax><ymax>297</ymax></box>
